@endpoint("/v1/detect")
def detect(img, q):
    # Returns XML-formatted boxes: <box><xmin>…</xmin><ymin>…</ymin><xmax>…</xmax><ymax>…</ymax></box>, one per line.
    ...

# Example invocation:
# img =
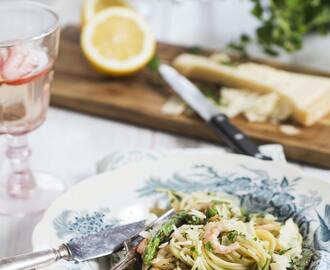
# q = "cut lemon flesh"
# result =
<box><xmin>82</xmin><ymin>0</ymin><xmax>130</xmax><ymax>25</ymax></box>
<box><xmin>81</xmin><ymin>8</ymin><xmax>156</xmax><ymax>76</ymax></box>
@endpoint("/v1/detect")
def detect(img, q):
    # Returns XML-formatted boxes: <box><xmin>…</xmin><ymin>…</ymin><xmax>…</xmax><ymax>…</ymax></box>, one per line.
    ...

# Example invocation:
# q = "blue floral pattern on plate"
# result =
<box><xmin>53</xmin><ymin>208</ymin><xmax>119</xmax><ymax>239</ymax></box>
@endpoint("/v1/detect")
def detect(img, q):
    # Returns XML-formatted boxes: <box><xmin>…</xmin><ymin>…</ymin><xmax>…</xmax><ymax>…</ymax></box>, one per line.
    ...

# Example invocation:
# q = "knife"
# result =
<box><xmin>159</xmin><ymin>64</ymin><xmax>272</xmax><ymax>160</ymax></box>
<box><xmin>0</xmin><ymin>220</ymin><xmax>145</xmax><ymax>270</ymax></box>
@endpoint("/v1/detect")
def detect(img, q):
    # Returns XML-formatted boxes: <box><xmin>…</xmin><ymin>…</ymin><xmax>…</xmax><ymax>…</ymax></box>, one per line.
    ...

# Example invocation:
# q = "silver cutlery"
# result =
<box><xmin>0</xmin><ymin>220</ymin><xmax>146</xmax><ymax>270</ymax></box>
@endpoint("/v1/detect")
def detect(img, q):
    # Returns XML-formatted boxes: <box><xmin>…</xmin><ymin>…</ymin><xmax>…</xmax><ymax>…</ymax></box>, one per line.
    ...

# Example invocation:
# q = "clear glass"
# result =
<box><xmin>0</xmin><ymin>1</ymin><xmax>64</xmax><ymax>216</ymax></box>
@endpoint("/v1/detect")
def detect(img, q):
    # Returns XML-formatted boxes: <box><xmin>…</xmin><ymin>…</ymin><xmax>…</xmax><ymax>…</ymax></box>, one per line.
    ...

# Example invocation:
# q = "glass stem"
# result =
<box><xmin>6</xmin><ymin>134</ymin><xmax>35</xmax><ymax>199</ymax></box>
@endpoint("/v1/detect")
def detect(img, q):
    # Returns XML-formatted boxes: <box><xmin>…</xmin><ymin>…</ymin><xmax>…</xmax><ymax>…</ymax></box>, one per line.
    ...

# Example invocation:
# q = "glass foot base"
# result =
<box><xmin>0</xmin><ymin>172</ymin><xmax>65</xmax><ymax>217</ymax></box>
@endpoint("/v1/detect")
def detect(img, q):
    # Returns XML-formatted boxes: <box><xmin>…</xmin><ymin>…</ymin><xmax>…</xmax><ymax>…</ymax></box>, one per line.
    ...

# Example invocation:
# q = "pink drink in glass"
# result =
<box><xmin>0</xmin><ymin>46</ymin><xmax>54</xmax><ymax>135</ymax></box>
<box><xmin>0</xmin><ymin>1</ymin><xmax>65</xmax><ymax>216</ymax></box>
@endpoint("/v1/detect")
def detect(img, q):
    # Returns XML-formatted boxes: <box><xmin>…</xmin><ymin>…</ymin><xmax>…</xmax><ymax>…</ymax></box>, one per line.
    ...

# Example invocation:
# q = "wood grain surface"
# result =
<box><xmin>51</xmin><ymin>26</ymin><xmax>330</xmax><ymax>168</ymax></box>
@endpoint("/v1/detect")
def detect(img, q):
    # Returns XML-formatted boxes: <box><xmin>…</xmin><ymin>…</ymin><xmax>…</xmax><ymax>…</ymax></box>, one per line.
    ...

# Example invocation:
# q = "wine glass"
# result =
<box><xmin>0</xmin><ymin>1</ymin><xmax>65</xmax><ymax>216</ymax></box>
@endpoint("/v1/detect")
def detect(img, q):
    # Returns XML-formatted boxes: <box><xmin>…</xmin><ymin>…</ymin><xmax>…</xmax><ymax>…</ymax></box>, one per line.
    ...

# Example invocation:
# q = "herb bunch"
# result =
<box><xmin>232</xmin><ymin>0</ymin><xmax>330</xmax><ymax>56</ymax></box>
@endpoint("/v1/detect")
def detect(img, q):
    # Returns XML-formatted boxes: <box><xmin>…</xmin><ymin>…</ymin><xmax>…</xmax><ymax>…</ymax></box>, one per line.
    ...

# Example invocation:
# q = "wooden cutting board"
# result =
<box><xmin>52</xmin><ymin>26</ymin><xmax>330</xmax><ymax>168</ymax></box>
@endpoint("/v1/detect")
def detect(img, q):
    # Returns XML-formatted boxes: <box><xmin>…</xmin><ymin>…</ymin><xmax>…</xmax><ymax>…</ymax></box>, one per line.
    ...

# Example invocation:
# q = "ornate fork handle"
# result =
<box><xmin>0</xmin><ymin>245</ymin><xmax>70</xmax><ymax>270</ymax></box>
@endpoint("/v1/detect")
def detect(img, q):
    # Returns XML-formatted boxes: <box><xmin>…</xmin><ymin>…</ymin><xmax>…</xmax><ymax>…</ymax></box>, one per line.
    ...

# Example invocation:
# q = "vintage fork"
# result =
<box><xmin>110</xmin><ymin>208</ymin><xmax>176</xmax><ymax>270</ymax></box>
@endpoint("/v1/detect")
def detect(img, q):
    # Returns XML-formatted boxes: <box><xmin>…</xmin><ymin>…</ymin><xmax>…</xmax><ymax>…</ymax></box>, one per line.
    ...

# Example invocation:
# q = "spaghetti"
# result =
<box><xmin>138</xmin><ymin>191</ymin><xmax>304</xmax><ymax>270</ymax></box>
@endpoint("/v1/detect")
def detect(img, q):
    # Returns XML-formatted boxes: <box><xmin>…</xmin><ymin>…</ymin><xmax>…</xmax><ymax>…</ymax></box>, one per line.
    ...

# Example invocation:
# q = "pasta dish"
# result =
<box><xmin>136</xmin><ymin>191</ymin><xmax>305</xmax><ymax>270</ymax></box>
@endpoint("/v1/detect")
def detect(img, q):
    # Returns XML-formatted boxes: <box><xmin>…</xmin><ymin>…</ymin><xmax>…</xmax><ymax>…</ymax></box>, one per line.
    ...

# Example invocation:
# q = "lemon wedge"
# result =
<box><xmin>81</xmin><ymin>8</ymin><xmax>156</xmax><ymax>76</ymax></box>
<box><xmin>81</xmin><ymin>0</ymin><xmax>130</xmax><ymax>25</ymax></box>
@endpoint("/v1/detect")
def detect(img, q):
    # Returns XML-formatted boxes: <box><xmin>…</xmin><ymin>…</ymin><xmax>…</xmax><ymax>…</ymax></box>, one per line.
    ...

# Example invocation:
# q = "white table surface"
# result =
<box><xmin>1</xmin><ymin>0</ymin><xmax>330</xmax><ymax>257</ymax></box>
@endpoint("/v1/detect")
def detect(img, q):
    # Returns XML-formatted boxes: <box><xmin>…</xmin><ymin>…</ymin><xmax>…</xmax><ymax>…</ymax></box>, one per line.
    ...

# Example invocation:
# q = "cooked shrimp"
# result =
<box><xmin>203</xmin><ymin>221</ymin><xmax>240</xmax><ymax>254</ymax></box>
<box><xmin>1</xmin><ymin>46</ymin><xmax>39</xmax><ymax>81</ymax></box>
<box><xmin>0</xmin><ymin>48</ymin><xmax>8</xmax><ymax>81</ymax></box>
<box><xmin>0</xmin><ymin>48</ymin><xmax>8</xmax><ymax>67</ymax></box>
<box><xmin>136</xmin><ymin>238</ymin><xmax>148</xmax><ymax>255</ymax></box>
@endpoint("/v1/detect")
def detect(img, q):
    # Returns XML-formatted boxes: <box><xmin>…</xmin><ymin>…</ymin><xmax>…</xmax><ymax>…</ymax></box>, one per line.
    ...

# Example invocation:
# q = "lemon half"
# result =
<box><xmin>81</xmin><ymin>0</ymin><xmax>130</xmax><ymax>25</ymax></box>
<box><xmin>81</xmin><ymin>8</ymin><xmax>156</xmax><ymax>76</ymax></box>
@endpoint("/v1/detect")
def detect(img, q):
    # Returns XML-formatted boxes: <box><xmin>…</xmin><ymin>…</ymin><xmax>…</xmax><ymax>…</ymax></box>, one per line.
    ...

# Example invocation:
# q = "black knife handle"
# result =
<box><xmin>210</xmin><ymin>114</ymin><xmax>272</xmax><ymax>160</ymax></box>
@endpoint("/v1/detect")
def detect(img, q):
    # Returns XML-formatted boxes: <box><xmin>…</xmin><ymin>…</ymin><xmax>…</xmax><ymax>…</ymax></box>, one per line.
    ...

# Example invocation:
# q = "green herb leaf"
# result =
<box><xmin>228</xmin><ymin>41</ymin><xmax>248</xmax><ymax>57</ymax></box>
<box><xmin>251</xmin><ymin>1</ymin><xmax>263</xmax><ymax>18</ymax></box>
<box><xmin>200</xmin><ymin>87</ymin><xmax>220</xmax><ymax>104</ymax></box>
<box><xmin>279</xmin><ymin>247</ymin><xmax>293</xmax><ymax>255</ymax></box>
<box><xmin>186</xmin><ymin>215</ymin><xmax>204</xmax><ymax>225</ymax></box>
<box><xmin>240</xmin><ymin>34</ymin><xmax>251</xmax><ymax>44</ymax></box>
<box><xmin>206</xmin><ymin>207</ymin><xmax>218</xmax><ymax>218</ymax></box>
<box><xmin>188</xmin><ymin>46</ymin><xmax>203</xmax><ymax>55</ymax></box>
<box><xmin>240</xmin><ymin>207</ymin><xmax>250</xmax><ymax>222</ymax></box>
<box><xmin>205</xmin><ymin>242</ymin><xmax>213</xmax><ymax>251</ymax></box>
<box><xmin>147</xmin><ymin>54</ymin><xmax>161</xmax><ymax>72</ymax></box>
<box><xmin>227</xmin><ymin>230</ymin><xmax>239</xmax><ymax>242</ymax></box>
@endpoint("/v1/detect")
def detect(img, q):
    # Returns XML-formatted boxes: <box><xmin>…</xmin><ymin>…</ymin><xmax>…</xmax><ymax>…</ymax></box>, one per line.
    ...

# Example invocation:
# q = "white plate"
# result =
<box><xmin>32</xmin><ymin>152</ymin><xmax>330</xmax><ymax>270</ymax></box>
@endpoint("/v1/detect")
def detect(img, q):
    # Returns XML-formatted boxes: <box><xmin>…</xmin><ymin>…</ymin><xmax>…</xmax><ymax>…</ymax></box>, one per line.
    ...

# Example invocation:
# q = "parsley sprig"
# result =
<box><xmin>232</xmin><ymin>0</ymin><xmax>330</xmax><ymax>56</ymax></box>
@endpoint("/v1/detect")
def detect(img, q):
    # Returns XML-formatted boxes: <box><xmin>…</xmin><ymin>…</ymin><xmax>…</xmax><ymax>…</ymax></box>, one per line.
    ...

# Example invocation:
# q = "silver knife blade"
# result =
<box><xmin>159</xmin><ymin>64</ymin><xmax>219</xmax><ymax>121</ymax></box>
<box><xmin>66</xmin><ymin>220</ymin><xmax>145</xmax><ymax>262</ymax></box>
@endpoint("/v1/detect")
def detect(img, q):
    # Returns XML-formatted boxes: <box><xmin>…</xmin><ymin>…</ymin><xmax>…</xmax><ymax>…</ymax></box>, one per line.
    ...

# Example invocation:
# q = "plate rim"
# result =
<box><xmin>32</xmin><ymin>151</ymin><xmax>329</xmax><ymax>250</ymax></box>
